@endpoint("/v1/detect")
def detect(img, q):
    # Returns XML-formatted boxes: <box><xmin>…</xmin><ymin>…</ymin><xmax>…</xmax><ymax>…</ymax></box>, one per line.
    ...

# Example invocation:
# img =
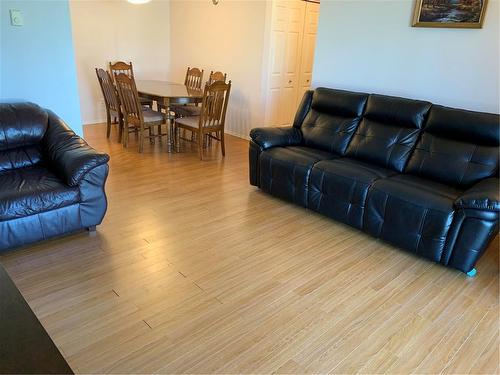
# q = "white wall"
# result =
<box><xmin>70</xmin><ymin>0</ymin><xmax>170</xmax><ymax>124</ymax></box>
<box><xmin>313</xmin><ymin>0</ymin><xmax>500</xmax><ymax>114</ymax></box>
<box><xmin>169</xmin><ymin>0</ymin><xmax>270</xmax><ymax>138</ymax></box>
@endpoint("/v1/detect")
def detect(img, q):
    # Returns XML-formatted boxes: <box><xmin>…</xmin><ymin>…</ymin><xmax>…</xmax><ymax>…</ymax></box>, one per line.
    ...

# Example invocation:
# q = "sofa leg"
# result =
<box><xmin>87</xmin><ymin>225</ymin><xmax>96</xmax><ymax>232</ymax></box>
<box><xmin>466</xmin><ymin>268</ymin><xmax>477</xmax><ymax>277</ymax></box>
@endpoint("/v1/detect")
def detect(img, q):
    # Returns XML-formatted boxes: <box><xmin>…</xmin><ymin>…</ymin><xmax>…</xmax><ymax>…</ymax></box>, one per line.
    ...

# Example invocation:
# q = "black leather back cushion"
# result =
<box><xmin>346</xmin><ymin>94</ymin><xmax>432</xmax><ymax>172</ymax></box>
<box><xmin>406</xmin><ymin>105</ymin><xmax>500</xmax><ymax>188</ymax></box>
<box><xmin>0</xmin><ymin>103</ymin><xmax>48</xmax><ymax>171</ymax></box>
<box><xmin>300</xmin><ymin>88</ymin><xmax>368</xmax><ymax>155</ymax></box>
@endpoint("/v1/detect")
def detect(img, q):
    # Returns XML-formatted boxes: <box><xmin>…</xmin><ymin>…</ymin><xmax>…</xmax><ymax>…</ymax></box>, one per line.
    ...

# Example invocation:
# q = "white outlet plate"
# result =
<box><xmin>10</xmin><ymin>9</ymin><xmax>24</xmax><ymax>26</ymax></box>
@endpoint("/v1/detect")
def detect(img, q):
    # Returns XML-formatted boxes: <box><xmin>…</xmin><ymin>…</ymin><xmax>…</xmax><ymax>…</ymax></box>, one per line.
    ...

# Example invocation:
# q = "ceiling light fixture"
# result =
<box><xmin>127</xmin><ymin>0</ymin><xmax>151</xmax><ymax>4</ymax></box>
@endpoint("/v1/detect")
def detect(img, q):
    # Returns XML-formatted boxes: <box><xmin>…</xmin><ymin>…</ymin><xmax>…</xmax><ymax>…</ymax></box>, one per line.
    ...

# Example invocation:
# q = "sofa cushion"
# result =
<box><xmin>259</xmin><ymin>146</ymin><xmax>338</xmax><ymax>207</ymax></box>
<box><xmin>0</xmin><ymin>103</ymin><xmax>48</xmax><ymax>173</ymax></box>
<box><xmin>346</xmin><ymin>94</ymin><xmax>432</xmax><ymax>172</ymax></box>
<box><xmin>0</xmin><ymin>166</ymin><xmax>80</xmax><ymax>221</ymax></box>
<box><xmin>0</xmin><ymin>103</ymin><xmax>48</xmax><ymax>150</ymax></box>
<box><xmin>300</xmin><ymin>88</ymin><xmax>368</xmax><ymax>155</ymax></box>
<box><xmin>364</xmin><ymin>174</ymin><xmax>462</xmax><ymax>263</ymax></box>
<box><xmin>309</xmin><ymin>158</ymin><xmax>396</xmax><ymax>229</ymax></box>
<box><xmin>0</xmin><ymin>145</ymin><xmax>44</xmax><ymax>173</ymax></box>
<box><xmin>406</xmin><ymin>105</ymin><xmax>499</xmax><ymax>189</ymax></box>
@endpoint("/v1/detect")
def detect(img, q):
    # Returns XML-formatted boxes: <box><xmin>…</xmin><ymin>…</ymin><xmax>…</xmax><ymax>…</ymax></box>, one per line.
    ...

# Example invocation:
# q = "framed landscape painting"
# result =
<box><xmin>413</xmin><ymin>0</ymin><xmax>488</xmax><ymax>28</ymax></box>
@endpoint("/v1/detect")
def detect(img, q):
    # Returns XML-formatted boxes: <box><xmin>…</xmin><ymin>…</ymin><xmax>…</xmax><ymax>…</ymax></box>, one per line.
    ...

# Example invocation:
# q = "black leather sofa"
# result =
<box><xmin>0</xmin><ymin>103</ymin><xmax>110</xmax><ymax>251</ymax></box>
<box><xmin>249</xmin><ymin>88</ymin><xmax>499</xmax><ymax>275</ymax></box>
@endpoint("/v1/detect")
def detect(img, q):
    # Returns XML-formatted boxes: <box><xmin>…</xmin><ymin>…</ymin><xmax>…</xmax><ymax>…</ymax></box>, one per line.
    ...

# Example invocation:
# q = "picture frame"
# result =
<box><xmin>412</xmin><ymin>0</ymin><xmax>488</xmax><ymax>29</ymax></box>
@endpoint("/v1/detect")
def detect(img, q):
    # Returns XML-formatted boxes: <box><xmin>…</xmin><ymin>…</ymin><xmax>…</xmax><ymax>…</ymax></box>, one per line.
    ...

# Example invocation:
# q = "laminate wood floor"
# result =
<box><xmin>1</xmin><ymin>124</ymin><xmax>498</xmax><ymax>374</ymax></box>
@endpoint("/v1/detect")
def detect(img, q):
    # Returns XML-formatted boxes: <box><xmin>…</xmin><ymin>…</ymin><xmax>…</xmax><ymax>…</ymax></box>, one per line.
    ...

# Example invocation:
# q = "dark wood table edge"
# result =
<box><xmin>0</xmin><ymin>265</ymin><xmax>73</xmax><ymax>374</ymax></box>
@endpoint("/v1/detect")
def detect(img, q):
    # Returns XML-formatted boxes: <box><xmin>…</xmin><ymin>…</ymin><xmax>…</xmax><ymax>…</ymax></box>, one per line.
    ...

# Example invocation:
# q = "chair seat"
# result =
<box><xmin>171</xmin><ymin>105</ymin><xmax>201</xmax><ymax>117</ymax></box>
<box><xmin>143</xmin><ymin>108</ymin><xmax>165</xmax><ymax>124</ymax></box>
<box><xmin>175</xmin><ymin>116</ymin><xmax>200</xmax><ymax>129</ymax></box>
<box><xmin>364</xmin><ymin>174</ymin><xmax>463</xmax><ymax>262</ymax></box>
<box><xmin>0</xmin><ymin>166</ymin><xmax>80</xmax><ymax>221</ymax></box>
<box><xmin>260</xmin><ymin>146</ymin><xmax>338</xmax><ymax>207</ymax></box>
<box><xmin>308</xmin><ymin>158</ymin><xmax>397</xmax><ymax>229</ymax></box>
<box><xmin>139</xmin><ymin>96</ymin><xmax>152</xmax><ymax>105</ymax></box>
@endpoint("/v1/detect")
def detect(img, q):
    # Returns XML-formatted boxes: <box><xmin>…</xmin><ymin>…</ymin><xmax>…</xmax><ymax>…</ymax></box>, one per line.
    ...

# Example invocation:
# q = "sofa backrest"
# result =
<box><xmin>298</xmin><ymin>88</ymin><xmax>368</xmax><ymax>155</ymax></box>
<box><xmin>345</xmin><ymin>94</ymin><xmax>432</xmax><ymax>172</ymax></box>
<box><xmin>406</xmin><ymin>105</ymin><xmax>499</xmax><ymax>189</ymax></box>
<box><xmin>0</xmin><ymin>103</ymin><xmax>48</xmax><ymax>173</ymax></box>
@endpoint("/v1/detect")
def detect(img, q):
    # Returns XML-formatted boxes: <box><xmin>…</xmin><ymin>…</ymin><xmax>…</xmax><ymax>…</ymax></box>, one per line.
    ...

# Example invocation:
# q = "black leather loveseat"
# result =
<box><xmin>0</xmin><ymin>103</ymin><xmax>110</xmax><ymax>250</ymax></box>
<box><xmin>249</xmin><ymin>88</ymin><xmax>499</xmax><ymax>275</ymax></box>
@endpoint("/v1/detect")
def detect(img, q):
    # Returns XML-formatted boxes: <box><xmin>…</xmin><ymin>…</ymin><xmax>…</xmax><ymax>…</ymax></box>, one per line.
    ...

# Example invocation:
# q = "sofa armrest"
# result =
<box><xmin>455</xmin><ymin>178</ymin><xmax>500</xmax><ymax>212</ymax></box>
<box><xmin>249</xmin><ymin>127</ymin><xmax>302</xmax><ymax>150</ymax></box>
<box><xmin>43</xmin><ymin>111</ymin><xmax>110</xmax><ymax>187</ymax></box>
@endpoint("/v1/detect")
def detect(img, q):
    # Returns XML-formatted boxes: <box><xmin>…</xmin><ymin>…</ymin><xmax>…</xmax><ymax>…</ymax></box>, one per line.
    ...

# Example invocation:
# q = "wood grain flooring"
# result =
<box><xmin>1</xmin><ymin>123</ymin><xmax>498</xmax><ymax>374</ymax></box>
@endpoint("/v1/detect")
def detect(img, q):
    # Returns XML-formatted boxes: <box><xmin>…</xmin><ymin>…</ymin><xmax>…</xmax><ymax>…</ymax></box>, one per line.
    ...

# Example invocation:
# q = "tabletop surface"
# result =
<box><xmin>0</xmin><ymin>265</ymin><xmax>74</xmax><ymax>374</ymax></box>
<box><xmin>136</xmin><ymin>80</ymin><xmax>203</xmax><ymax>99</ymax></box>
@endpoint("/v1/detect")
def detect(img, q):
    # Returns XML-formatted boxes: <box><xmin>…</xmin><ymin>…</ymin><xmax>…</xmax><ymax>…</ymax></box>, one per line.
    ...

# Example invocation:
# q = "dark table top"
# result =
<box><xmin>136</xmin><ymin>80</ymin><xmax>203</xmax><ymax>105</ymax></box>
<box><xmin>0</xmin><ymin>264</ymin><xmax>73</xmax><ymax>374</ymax></box>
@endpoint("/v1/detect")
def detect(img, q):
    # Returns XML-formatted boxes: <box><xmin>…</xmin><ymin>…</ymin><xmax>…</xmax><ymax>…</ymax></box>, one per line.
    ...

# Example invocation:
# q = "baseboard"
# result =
<box><xmin>225</xmin><ymin>129</ymin><xmax>249</xmax><ymax>140</ymax></box>
<box><xmin>83</xmin><ymin>117</ymin><xmax>107</xmax><ymax>126</ymax></box>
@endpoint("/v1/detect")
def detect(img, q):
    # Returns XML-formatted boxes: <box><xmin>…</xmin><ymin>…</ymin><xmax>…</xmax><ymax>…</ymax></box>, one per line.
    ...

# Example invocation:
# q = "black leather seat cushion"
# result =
<box><xmin>346</xmin><ymin>94</ymin><xmax>432</xmax><ymax>172</ymax></box>
<box><xmin>259</xmin><ymin>146</ymin><xmax>338</xmax><ymax>206</ymax></box>
<box><xmin>0</xmin><ymin>166</ymin><xmax>80</xmax><ymax>221</ymax></box>
<box><xmin>0</xmin><ymin>145</ymin><xmax>43</xmax><ymax>173</ymax></box>
<box><xmin>406</xmin><ymin>105</ymin><xmax>500</xmax><ymax>189</ymax></box>
<box><xmin>364</xmin><ymin>174</ymin><xmax>462</xmax><ymax>262</ymax></box>
<box><xmin>300</xmin><ymin>88</ymin><xmax>368</xmax><ymax>155</ymax></box>
<box><xmin>309</xmin><ymin>158</ymin><xmax>397</xmax><ymax>229</ymax></box>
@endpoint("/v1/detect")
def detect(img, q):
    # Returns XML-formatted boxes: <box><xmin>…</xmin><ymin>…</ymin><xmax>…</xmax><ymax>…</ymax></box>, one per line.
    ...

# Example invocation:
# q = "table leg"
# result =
<box><xmin>168</xmin><ymin>116</ymin><xmax>175</xmax><ymax>153</ymax></box>
<box><xmin>163</xmin><ymin>100</ymin><xmax>175</xmax><ymax>153</ymax></box>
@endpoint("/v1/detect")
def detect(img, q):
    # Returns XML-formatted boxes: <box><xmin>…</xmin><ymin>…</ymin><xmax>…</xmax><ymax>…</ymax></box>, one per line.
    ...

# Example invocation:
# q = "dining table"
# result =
<box><xmin>136</xmin><ymin>80</ymin><xmax>203</xmax><ymax>152</ymax></box>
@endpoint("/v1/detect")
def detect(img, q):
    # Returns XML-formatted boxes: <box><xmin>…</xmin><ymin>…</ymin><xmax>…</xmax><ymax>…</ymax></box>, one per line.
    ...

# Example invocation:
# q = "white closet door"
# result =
<box><xmin>266</xmin><ymin>0</ymin><xmax>305</xmax><ymax>127</ymax></box>
<box><xmin>297</xmin><ymin>1</ymin><xmax>319</xmax><ymax>107</ymax></box>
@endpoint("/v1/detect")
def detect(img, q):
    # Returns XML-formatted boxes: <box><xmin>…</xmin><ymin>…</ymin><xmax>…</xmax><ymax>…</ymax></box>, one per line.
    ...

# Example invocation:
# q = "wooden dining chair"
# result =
<box><xmin>172</xmin><ymin>69</ymin><xmax>225</xmax><ymax>120</ymax></box>
<box><xmin>185</xmin><ymin>67</ymin><xmax>204</xmax><ymax>90</ymax></box>
<box><xmin>206</xmin><ymin>71</ymin><xmax>227</xmax><ymax>144</ymax></box>
<box><xmin>187</xmin><ymin>70</ymin><xmax>226</xmax><ymax>109</ymax></box>
<box><xmin>109</xmin><ymin>61</ymin><xmax>153</xmax><ymax>108</ymax></box>
<box><xmin>95</xmin><ymin>68</ymin><xmax>123</xmax><ymax>141</ymax></box>
<box><xmin>174</xmin><ymin>80</ymin><xmax>231</xmax><ymax>160</ymax></box>
<box><xmin>167</xmin><ymin>67</ymin><xmax>205</xmax><ymax>117</ymax></box>
<box><xmin>109</xmin><ymin>61</ymin><xmax>134</xmax><ymax>78</ymax></box>
<box><xmin>114</xmin><ymin>73</ymin><xmax>168</xmax><ymax>153</ymax></box>
<box><xmin>208</xmin><ymin>71</ymin><xmax>227</xmax><ymax>84</ymax></box>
